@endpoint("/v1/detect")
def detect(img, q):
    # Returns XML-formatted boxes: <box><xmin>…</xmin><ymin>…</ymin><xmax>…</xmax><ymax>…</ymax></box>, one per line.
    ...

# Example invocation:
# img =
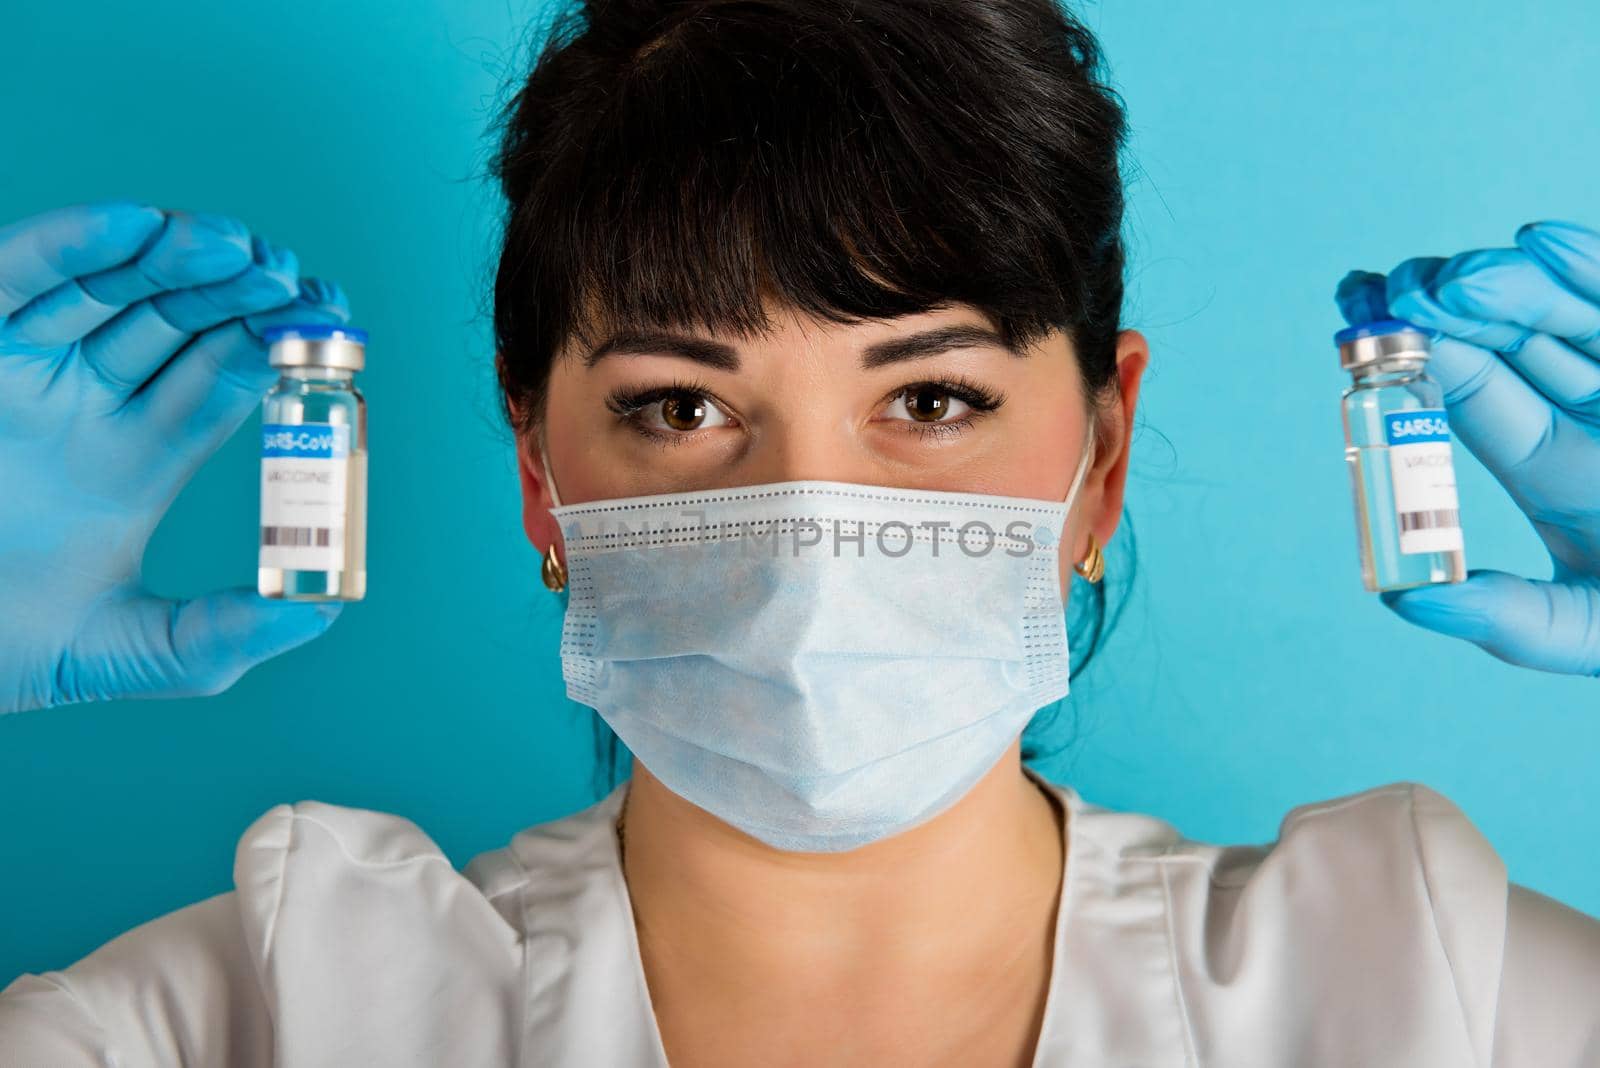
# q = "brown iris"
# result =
<box><xmin>660</xmin><ymin>393</ymin><xmax>707</xmax><ymax>430</ymax></box>
<box><xmin>903</xmin><ymin>387</ymin><xmax>950</xmax><ymax>422</ymax></box>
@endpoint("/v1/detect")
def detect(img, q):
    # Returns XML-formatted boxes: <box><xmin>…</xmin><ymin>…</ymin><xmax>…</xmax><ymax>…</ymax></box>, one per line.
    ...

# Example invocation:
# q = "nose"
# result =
<box><xmin>728</xmin><ymin>418</ymin><xmax>878</xmax><ymax>488</ymax></box>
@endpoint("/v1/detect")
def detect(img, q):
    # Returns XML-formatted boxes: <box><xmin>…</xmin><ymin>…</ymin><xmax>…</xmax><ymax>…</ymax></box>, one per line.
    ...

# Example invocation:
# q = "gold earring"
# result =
<box><xmin>541</xmin><ymin>543</ymin><xmax>568</xmax><ymax>593</ymax></box>
<box><xmin>1073</xmin><ymin>532</ymin><xmax>1106</xmax><ymax>584</ymax></box>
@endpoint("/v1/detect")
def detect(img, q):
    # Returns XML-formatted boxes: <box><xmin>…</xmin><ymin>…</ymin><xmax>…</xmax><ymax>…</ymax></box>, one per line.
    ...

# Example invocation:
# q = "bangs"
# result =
<box><xmin>493</xmin><ymin>0</ymin><xmax>1123</xmax><ymax>417</ymax></box>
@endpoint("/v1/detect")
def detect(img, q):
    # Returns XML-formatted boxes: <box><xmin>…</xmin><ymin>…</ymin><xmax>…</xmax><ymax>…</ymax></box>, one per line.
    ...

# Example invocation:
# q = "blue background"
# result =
<box><xmin>3</xmin><ymin>0</ymin><xmax>1597</xmax><ymax>982</ymax></box>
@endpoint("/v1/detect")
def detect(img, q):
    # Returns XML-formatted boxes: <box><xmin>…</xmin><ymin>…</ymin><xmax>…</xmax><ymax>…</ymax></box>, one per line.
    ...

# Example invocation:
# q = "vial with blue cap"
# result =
<box><xmin>258</xmin><ymin>323</ymin><xmax>368</xmax><ymax>601</ymax></box>
<box><xmin>1337</xmin><ymin>319</ymin><xmax>1466</xmax><ymax>593</ymax></box>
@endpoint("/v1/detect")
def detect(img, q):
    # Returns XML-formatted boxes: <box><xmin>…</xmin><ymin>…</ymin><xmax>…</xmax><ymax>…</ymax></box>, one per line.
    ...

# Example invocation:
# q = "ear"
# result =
<box><xmin>516</xmin><ymin>431</ymin><xmax>564</xmax><ymax>559</ymax></box>
<box><xmin>1081</xmin><ymin>328</ymin><xmax>1148</xmax><ymax>557</ymax></box>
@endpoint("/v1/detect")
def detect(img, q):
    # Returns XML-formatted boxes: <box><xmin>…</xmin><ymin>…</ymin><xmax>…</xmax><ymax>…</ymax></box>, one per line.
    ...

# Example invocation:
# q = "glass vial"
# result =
<box><xmin>1337</xmin><ymin>319</ymin><xmax>1466</xmax><ymax>593</ymax></box>
<box><xmin>258</xmin><ymin>324</ymin><xmax>368</xmax><ymax>601</ymax></box>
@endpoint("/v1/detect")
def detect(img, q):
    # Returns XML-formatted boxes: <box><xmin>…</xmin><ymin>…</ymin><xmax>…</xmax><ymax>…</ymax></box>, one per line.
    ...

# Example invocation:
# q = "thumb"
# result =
<box><xmin>169</xmin><ymin>588</ymin><xmax>344</xmax><ymax>695</ymax></box>
<box><xmin>1379</xmin><ymin>568</ymin><xmax>1600</xmax><ymax>677</ymax></box>
<box><xmin>62</xmin><ymin>587</ymin><xmax>343</xmax><ymax>704</ymax></box>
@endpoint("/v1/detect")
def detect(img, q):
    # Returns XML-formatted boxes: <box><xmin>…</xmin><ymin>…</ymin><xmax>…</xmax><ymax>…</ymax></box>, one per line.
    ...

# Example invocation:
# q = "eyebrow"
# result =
<box><xmin>582</xmin><ymin>323</ymin><xmax>1022</xmax><ymax>372</ymax></box>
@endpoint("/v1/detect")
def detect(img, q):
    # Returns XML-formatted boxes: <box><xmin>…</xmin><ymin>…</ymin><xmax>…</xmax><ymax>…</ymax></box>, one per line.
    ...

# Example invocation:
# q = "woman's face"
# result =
<box><xmin>519</xmin><ymin>301</ymin><xmax>1147</xmax><ymax>600</ymax></box>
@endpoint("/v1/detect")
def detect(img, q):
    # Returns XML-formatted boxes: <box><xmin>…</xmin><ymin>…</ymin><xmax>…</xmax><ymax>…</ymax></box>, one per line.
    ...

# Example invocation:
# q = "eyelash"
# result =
<box><xmin>605</xmin><ymin>377</ymin><xmax>729</xmax><ymax>446</ymax></box>
<box><xmin>602</xmin><ymin>374</ymin><xmax>1007</xmax><ymax>445</ymax></box>
<box><xmin>892</xmin><ymin>375</ymin><xmax>1006</xmax><ymax>440</ymax></box>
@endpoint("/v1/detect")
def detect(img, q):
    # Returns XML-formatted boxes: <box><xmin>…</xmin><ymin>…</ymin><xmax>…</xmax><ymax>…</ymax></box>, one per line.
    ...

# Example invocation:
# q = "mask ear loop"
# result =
<box><xmin>1062</xmin><ymin>421</ymin><xmax>1096</xmax><ymax>511</ymax></box>
<box><xmin>1064</xmin><ymin>422</ymin><xmax>1105</xmax><ymax>583</ymax></box>
<box><xmin>538</xmin><ymin>428</ymin><xmax>568</xmax><ymax>592</ymax></box>
<box><xmin>539</xmin><ymin>427</ymin><xmax>563</xmax><ymax>509</ymax></box>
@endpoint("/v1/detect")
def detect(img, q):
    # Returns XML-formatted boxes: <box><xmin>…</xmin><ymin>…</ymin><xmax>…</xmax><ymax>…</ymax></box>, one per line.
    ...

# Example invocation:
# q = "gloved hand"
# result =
<box><xmin>1336</xmin><ymin>220</ymin><xmax>1600</xmax><ymax>677</ymax></box>
<box><xmin>0</xmin><ymin>202</ymin><xmax>353</xmax><ymax>713</ymax></box>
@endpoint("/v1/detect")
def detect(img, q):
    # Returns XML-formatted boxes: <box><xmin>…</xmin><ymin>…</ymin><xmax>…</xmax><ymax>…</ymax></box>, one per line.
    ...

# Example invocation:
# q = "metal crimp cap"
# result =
<box><xmin>1334</xmin><ymin>318</ymin><xmax>1434</xmax><ymax>372</ymax></box>
<box><xmin>264</xmin><ymin>323</ymin><xmax>368</xmax><ymax>372</ymax></box>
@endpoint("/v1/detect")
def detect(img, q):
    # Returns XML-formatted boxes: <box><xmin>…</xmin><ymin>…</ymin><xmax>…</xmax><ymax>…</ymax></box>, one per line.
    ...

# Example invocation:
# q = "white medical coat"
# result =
<box><xmin>3</xmin><ymin>768</ymin><xmax>1598</xmax><ymax>1066</ymax></box>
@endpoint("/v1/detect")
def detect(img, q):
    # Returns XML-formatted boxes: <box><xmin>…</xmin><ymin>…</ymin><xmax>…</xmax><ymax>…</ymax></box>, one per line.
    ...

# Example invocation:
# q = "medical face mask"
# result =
<box><xmin>542</xmin><ymin>427</ymin><xmax>1095</xmax><ymax>853</ymax></box>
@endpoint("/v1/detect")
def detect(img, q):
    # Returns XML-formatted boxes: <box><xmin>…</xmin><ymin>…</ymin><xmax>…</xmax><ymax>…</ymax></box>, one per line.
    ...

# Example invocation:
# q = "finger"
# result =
<box><xmin>130</xmin><ymin>282</ymin><xmax>352</xmax><ymax>487</ymax></box>
<box><xmin>167</xmin><ymin>589</ymin><xmax>344</xmax><ymax>698</ymax></box>
<box><xmin>176</xmin><ymin>281</ymin><xmax>351</xmax><ymax>401</ymax></box>
<box><xmin>76</xmin><ymin>210</ymin><xmax>254</xmax><ymax>307</ymax></box>
<box><xmin>79</xmin><ymin>233</ymin><xmax>299</xmax><ymax>395</ymax></box>
<box><xmin>1517</xmin><ymin>220</ymin><xmax>1600</xmax><ymax>306</ymax></box>
<box><xmin>1395</xmin><ymin>311</ymin><xmax>1553</xmax><ymax>465</ymax></box>
<box><xmin>1383</xmin><ymin>258</ymin><xmax>1596</xmax><ymax>499</ymax></box>
<box><xmin>56</xmin><ymin>587</ymin><xmax>343</xmax><ymax>704</ymax></box>
<box><xmin>1335</xmin><ymin>270</ymin><xmax>1392</xmax><ymax>326</ymax></box>
<box><xmin>0</xmin><ymin>202</ymin><xmax>164</xmax><ymax>318</ymax></box>
<box><xmin>1383</xmin><ymin>256</ymin><xmax>1527</xmax><ymax>351</ymax></box>
<box><xmin>1334</xmin><ymin>256</ymin><xmax>1561</xmax><ymax>486</ymax></box>
<box><xmin>148</xmin><ymin>234</ymin><xmax>300</xmax><ymax>332</ymax></box>
<box><xmin>1</xmin><ymin>230</ymin><xmax>293</xmax><ymax>352</ymax></box>
<box><xmin>1407</xmin><ymin>334</ymin><xmax>1591</xmax><ymax>516</ymax></box>
<box><xmin>1464</xmin><ymin>331</ymin><xmax>1600</xmax><ymax>422</ymax></box>
<box><xmin>242</xmin><ymin>278</ymin><xmax>350</xmax><ymax>338</ymax></box>
<box><xmin>1434</xmin><ymin>335</ymin><xmax>1596</xmax><ymax>524</ymax></box>
<box><xmin>1420</xmin><ymin>248</ymin><xmax>1600</xmax><ymax>417</ymax></box>
<box><xmin>0</xmin><ymin>273</ymin><xmax>124</xmax><ymax>349</ymax></box>
<box><xmin>1340</xmin><ymin>252</ymin><xmax>1600</xmax><ymax>420</ymax></box>
<box><xmin>1379</xmin><ymin>569</ymin><xmax>1600</xmax><ymax>677</ymax></box>
<box><xmin>1431</xmin><ymin>248</ymin><xmax>1600</xmax><ymax>360</ymax></box>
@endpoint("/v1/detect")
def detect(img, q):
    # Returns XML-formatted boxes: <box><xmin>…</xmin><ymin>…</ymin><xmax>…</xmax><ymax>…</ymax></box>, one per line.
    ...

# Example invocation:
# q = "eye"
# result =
<box><xmin>888</xmin><ymin>385</ymin><xmax>975</xmax><ymax>423</ymax></box>
<box><xmin>639</xmin><ymin>391</ymin><xmax>731</xmax><ymax>432</ymax></box>
<box><xmin>877</xmin><ymin>376</ymin><xmax>1005</xmax><ymax>430</ymax></box>
<box><xmin>606</xmin><ymin>382</ymin><xmax>735</xmax><ymax>440</ymax></box>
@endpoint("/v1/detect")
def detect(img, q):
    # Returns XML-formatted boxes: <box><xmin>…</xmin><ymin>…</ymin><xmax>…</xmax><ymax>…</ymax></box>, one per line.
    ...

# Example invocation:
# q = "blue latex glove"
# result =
<box><xmin>0</xmin><ymin>202</ymin><xmax>353</xmax><ymax>713</ymax></box>
<box><xmin>1336</xmin><ymin>220</ymin><xmax>1600</xmax><ymax>677</ymax></box>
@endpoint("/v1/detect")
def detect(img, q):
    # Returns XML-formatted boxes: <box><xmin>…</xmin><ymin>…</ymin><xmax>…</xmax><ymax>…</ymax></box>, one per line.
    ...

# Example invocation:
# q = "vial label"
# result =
<box><xmin>1383</xmin><ymin>408</ymin><xmax>1463</xmax><ymax>555</ymax></box>
<box><xmin>260</xmin><ymin>422</ymin><xmax>350</xmax><ymax>572</ymax></box>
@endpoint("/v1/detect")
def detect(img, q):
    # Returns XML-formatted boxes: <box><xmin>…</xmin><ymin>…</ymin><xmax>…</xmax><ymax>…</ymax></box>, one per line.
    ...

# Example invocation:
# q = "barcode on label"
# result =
<box><xmin>1398</xmin><ymin>509</ymin><xmax>1459</xmax><ymax>534</ymax></box>
<box><xmin>261</xmin><ymin>525</ymin><xmax>334</xmax><ymax>547</ymax></box>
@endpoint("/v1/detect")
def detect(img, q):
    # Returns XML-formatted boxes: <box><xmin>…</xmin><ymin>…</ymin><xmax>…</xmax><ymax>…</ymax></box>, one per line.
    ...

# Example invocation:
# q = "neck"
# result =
<box><xmin>619</xmin><ymin>740</ymin><xmax>1066</xmax><ymax>999</ymax></box>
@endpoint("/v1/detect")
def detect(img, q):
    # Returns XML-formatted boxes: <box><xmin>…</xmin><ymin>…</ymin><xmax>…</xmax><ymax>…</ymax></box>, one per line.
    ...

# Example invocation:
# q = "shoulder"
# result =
<box><xmin>231</xmin><ymin>794</ymin><xmax>617</xmax><ymax>951</ymax></box>
<box><xmin>1060</xmin><ymin>776</ymin><xmax>1502</xmax><ymax>890</ymax></box>
<box><xmin>228</xmin><ymin>798</ymin><xmax>526</xmax><ymax>979</ymax></box>
<box><xmin>1058</xmin><ymin>779</ymin><xmax>1510</xmax><ymax>1065</ymax></box>
<box><xmin>0</xmin><ymin>798</ymin><xmax>546</xmax><ymax>1066</ymax></box>
<box><xmin>1075</xmin><ymin>778</ymin><xmax>1506</xmax><ymax>922</ymax></box>
<box><xmin>231</xmin><ymin>799</ymin><xmax>537</xmax><ymax>1061</ymax></box>
<box><xmin>1203</xmin><ymin>779</ymin><xmax>1507</xmax><ymax>913</ymax></box>
<box><xmin>1</xmin><ymin>801</ymin><xmax>477</xmax><ymax>1065</ymax></box>
<box><xmin>1</xmin><ymin>891</ymin><xmax>271</xmax><ymax>1066</ymax></box>
<box><xmin>231</xmin><ymin>798</ymin><xmax>467</xmax><ymax>932</ymax></box>
<box><xmin>1234</xmin><ymin>782</ymin><xmax>1506</xmax><ymax>1062</ymax></box>
<box><xmin>233</xmin><ymin>788</ymin><xmax>632</xmax><ymax>971</ymax></box>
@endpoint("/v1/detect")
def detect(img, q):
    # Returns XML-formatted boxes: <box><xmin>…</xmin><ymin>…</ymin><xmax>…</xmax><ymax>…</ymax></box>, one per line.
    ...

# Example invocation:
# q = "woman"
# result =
<box><xmin>3</xmin><ymin>0</ymin><xmax>1599</xmax><ymax>1064</ymax></box>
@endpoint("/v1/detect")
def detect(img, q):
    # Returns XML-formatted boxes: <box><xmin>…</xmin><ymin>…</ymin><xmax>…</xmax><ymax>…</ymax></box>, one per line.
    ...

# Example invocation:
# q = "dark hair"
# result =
<box><xmin>491</xmin><ymin>0</ymin><xmax>1136</xmax><ymax>795</ymax></box>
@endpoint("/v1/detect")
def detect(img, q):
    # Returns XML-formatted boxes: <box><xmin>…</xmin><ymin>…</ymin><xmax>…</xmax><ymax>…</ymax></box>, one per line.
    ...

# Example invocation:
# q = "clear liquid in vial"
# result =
<box><xmin>1341</xmin><ymin>371</ymin><xmax>1465</xmax><ymax>593</ymax></box>
<box><xmin>258</xmin><ymin>370</ymin><xmax>367</xmax><ymax>601</ymax></box>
